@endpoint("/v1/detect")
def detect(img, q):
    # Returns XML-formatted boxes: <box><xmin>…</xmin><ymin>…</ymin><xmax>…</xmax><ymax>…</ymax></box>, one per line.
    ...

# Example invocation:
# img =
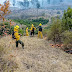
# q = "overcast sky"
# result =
<box><xmin>0</xmin><ymin>0</ymin><xmax>5</xmax><ymax>4</ymax></box>
<box><xmin>0</xmin><ymin>0</ymin><xmax>32</xmax><ymax>4</ymax></box>
<box><xmin>0</xmin><ymin>0</ymin><xmax>72</xmax><ymax>5</ymax></box>
<box><xmin>0</xmin><ymin>0</ymin><xmax>30</xmax><ymax>4</ymax></box>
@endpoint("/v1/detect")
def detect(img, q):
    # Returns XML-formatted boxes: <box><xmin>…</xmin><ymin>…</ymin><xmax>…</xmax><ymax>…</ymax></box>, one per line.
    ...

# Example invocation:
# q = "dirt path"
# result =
<box><xmin>0</xmin><ymin>36</ymin><xmax>72</xmax><ymax>72</ymax></box>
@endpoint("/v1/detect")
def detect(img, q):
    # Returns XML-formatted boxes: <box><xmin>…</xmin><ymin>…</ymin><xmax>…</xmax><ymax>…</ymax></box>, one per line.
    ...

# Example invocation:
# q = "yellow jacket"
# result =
<box><xmin>26</xmin><ymin>28</ymin><xmax>28</xmax><ymax>32</ymax></box>
<box><xmin>26</xmin><ymin>27</ymin><xmax>29</xmax><ymax>36</ymax></box>
<box><xmin>30</xmin><ymin>27</ymin><xmax>36</xmax><ymax>31</ymax></box>
<box><xmin>14</xmin><ymin>28</ymin><xmax>20</xmax><ymax>41</ymax></box>
<box><xmin>30</xmin><ymin>24</ymin><xmax>36</xmax><ymax>31</ymax></box>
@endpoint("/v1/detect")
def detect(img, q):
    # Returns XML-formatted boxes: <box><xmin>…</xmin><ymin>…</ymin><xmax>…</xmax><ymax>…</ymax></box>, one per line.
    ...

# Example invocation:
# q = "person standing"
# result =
<box><xmin>26</xmin><ymin>27</ymin><xmax>29</xmax><ymax>36</ymax></box>
<box><xmin>14</xmin><ymin>25</ymin><xmax>24</xmax><ymax>49</ymax></box>
<box><xmin>30</xmin><ymin>24</ymin><xmax>36</xmax><ymax>36</ymax></box>
<box><xmin>38</xmin><ymin>23</ymin><xmax>43</xmax><ymax>39</ymax></box>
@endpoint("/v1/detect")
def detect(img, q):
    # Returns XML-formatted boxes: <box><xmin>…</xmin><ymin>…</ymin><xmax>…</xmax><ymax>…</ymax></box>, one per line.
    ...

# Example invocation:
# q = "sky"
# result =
<box><xmin>0</xmin><ymin>0</ymin><xmax>31</xmax><ymax>4</ymax></box>
<box><xmin>0</xmin><ymin>0</ymin><xmax>22</xmax><ymax>4</ymax></box>
<box><xmin>0</xmin><ymin>0</ymin><xmax>5</xmax><ymax>4</ymax></box>
<box><xmin>0</xmin><ymin>0</ymin><xmax>72</xmax><ymax>6</ymax></box>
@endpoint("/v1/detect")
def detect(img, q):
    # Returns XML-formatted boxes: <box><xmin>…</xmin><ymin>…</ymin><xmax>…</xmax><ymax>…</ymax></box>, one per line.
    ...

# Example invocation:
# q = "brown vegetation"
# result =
<box><xmin>0</xmin><ymin>36</ymin><xmax>72</xmax><ymax>72</ymax></box>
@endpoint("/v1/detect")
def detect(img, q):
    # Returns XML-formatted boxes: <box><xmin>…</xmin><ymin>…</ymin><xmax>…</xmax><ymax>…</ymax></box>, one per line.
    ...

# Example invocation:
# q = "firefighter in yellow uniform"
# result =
<box><xmin>14</xmin><ymin>25</ymin><xmax>24</xmax><ymax>49</ymax></box>
<box><xmin>38</xmin><ymin>23</ymin><xmax>43</xmax><ymax>39</ymax></box>
<box><xmin>30</xmin><ymin>24</ymin><xmax>36</xmax><ymax>36</ymax></box>
<box><xmin>26</xmin><ymin>27</ymin><xmax>29</xmax><ymax>36</ymax></box>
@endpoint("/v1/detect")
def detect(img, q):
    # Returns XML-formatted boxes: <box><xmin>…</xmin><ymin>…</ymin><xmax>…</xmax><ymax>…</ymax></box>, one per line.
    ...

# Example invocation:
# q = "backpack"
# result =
<box><xmin>12</xmin><ymin>31</ymin><xmax>16</xmax><ymax>39</ymax></box>
<box><xmin>39</xmin><ymin>26</ymin><xmax>42</xmax><ymax>32</ymax></box>
<box><xmin>32</xmin><ymin>28</ymin><xmax>34</xmax><ymax>32</ymax></box>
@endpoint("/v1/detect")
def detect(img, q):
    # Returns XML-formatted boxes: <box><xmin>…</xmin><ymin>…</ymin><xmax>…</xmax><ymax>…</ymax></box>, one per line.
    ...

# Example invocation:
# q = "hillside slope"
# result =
<box><xmin>0</xmin><ymin>36</ymin><xmax>72</xmax><ymax>72</ymax></box>
<box><xmin>6</xmin><ymin>9</ymin><xmax>63</xmax><ymax>19</ymax></box>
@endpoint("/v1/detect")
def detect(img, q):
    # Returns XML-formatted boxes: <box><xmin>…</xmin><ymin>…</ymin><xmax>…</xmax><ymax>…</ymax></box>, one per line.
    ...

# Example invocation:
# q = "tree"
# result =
<box><xmin>0</xmin><ymin>0</ymin><xmax>11</xmax><ymax>23</ymax></box>
<box><xmin>0</xmin><ymin>0</ymin><xmax>11</xmax><ymax>36</ymax></box>
<box><xmin>47</xmin><ymin>19</ymin><xmax>62</xmax><ymax>43</ymax></box>
<box><xmin>62</xmin><ymin>7</ymin><xmax>72</xmax><ymax>30</ymax></box>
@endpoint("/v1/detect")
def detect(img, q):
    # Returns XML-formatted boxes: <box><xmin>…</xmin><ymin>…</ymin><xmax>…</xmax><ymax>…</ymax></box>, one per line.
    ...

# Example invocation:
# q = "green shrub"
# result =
<box><xmin>19</xmin><ymin>29</ymin><xmax>24</xmax><ymax>35</ymax></box>
<box><xmin>47</xmin><ymin>30</ymin><xmax>53</xmax><ymax>40</ymax></box>
<box><xmin>44</xmin><ymin>24</ymin><xmax>52</xmax><ymax>30</ymax></box>
<box><xmin>62</xmin><ymin>7</ymin><xmax>72</xmax><ymax>30</ymax></box>
<box><xmin>62</xmin><ymin>31</ymin><xmax>72</xmax><ymax>50</ymax></box>
<box><xmin>13</xmin><ymin>18</ymin><xmax>49</xmax><ymax>29</ymax></box>
<box><xmin>62</xmin><ymin>31</ymin><xmax>72</xmax><ymax>44</ymax></box>
<box><xmin>43</xmin><ymin>29</ymin><xmax>48</xmax><ymax>36</ymax></box>
<box><xmin>35</xmin><ymin>28</ymin><xmax>39</xmax><ymax>34</ymax></box>
<box><xmin>32</xmin><ymin>18</ymin><xmax>49</xmax><ymax>24</ymax></box>
<box><xmin>47</xmin><ymin>19</ymin><xmax>62</xmax><ymax>43</ymax></box>
<box><xmin>0</xmin><ymin>22</ymin><xmax>14</xmax><ymax>35</ymax></box>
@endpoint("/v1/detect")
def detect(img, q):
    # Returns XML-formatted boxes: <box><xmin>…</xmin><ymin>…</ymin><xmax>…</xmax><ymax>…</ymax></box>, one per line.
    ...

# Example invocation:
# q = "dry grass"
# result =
<box><xmin>0</xmin><ymin>36</ymin><xmax>18</xmax><ymax>72</ymax></box>
<box><xmin>0</xmin><ymin>36</ymin><xmax>72</xmax><ymax>72</ymax></box>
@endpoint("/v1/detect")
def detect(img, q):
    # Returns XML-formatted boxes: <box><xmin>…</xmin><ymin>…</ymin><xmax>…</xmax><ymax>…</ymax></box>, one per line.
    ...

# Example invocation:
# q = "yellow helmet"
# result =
<box><xmin>39</xmin><ymin>23</ymin><xmax>42</xmax><ymax>26</ymax></box>
<box><xmin>14</xmin><ymin>25</ymin><xmax>19</xmax><ymax>29</ymax></box>
<box><xmin>32</xmin><ymin>24</ymin><xmax>34</xmax><ymax>27</ymax></box>
<box><xmin>26</xmin><ymin>27</ymin><xmax>28</xmax><ymax>29</ymax></box>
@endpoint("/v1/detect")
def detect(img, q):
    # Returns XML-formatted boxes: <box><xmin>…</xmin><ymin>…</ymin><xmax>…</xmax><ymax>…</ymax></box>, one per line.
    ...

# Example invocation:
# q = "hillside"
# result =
<box><xmin>0</xmin><ymin>36</ymin><xmax>72</xmax><ymax>72</ymax></box>
<box><xmin>6</xmin><ymin>9</ymin><xmax>63</xmax><ymax>20</ymax></box>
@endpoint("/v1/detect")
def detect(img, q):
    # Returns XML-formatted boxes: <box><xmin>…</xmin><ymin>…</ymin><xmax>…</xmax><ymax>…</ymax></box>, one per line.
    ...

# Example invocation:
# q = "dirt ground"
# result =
<box><xmin>0</xmin><ymin>36</ymin><xmax>72</xmax><ymax>72</ymax></box>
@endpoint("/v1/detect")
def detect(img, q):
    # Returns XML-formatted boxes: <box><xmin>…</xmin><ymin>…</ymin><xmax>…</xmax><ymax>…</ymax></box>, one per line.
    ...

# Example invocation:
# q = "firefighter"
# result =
<box><xmin>14</xmin><ymin>25</ymin><xmax>24</xmax><ymax>49</ymax></box>
<box><xmin>38</xmin><ymin>23</ymin><xmax>43</xmax><ymax>39</ymax></box>
<box><xmin>30</xmin><ymin>24</ymin><xmax>36</xmax><ymax>36</ymax></box>
<box><xmin>26</xmin><ymin>27</ymin><xmax>29</xmax><ymax>36</ymax></box>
